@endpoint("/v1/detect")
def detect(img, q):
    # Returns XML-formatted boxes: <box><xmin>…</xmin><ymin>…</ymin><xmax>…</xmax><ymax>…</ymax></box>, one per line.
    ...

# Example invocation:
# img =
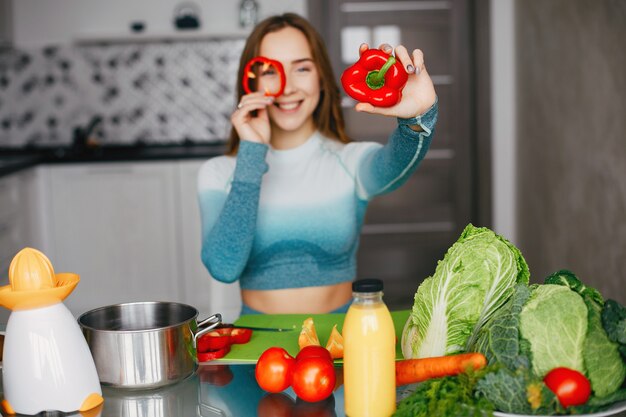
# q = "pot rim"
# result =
<box><xmin>77</xmin><ymin>300</ymin><xmax>199</xmax><ymax>334</ymax></box>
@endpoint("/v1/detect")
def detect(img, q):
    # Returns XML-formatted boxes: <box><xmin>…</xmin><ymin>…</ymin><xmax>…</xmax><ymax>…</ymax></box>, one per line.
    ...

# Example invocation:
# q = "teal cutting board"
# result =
<box><xmin>213</xmin><ymin>309</ymin><xmax>411</xmax><ymax>363</ymax></box>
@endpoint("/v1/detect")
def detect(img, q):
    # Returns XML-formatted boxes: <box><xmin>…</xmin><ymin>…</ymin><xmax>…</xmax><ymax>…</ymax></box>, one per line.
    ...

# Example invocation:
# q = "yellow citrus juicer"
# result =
<box><xmin>0</xmin><ymin>248</ymin><xmax>103</xmax><ymax>415</ymax></box>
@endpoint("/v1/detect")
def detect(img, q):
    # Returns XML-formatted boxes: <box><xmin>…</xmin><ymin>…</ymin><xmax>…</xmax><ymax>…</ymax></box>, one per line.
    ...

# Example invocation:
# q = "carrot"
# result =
<box><xmin>395</xmin><ymin>353</ymin><xmax>487</xmax><ymax>386</ymax></box>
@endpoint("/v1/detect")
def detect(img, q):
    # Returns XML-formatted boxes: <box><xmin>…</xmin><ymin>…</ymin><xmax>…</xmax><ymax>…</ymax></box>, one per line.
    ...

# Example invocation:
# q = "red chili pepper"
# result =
<box><xmin>242</xmin><ymin>56</ymin><xmax>286</xmax><ymax>97</ymax></box>
<box><xmin>341</xmin><ymin>49</ymin><xmax>408</xmax><ymax>107</ymax></box>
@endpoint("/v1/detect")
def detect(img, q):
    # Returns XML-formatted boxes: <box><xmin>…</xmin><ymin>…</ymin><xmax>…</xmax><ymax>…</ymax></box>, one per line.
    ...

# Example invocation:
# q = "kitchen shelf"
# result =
<box><xmin>73</xmin><ymin>30</ymin><xmax>248</xmax><ymax>45</ymax></box>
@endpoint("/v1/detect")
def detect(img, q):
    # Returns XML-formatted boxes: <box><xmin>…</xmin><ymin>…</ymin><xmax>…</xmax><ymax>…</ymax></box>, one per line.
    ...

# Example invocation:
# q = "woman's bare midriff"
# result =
<box><xmin>242</xmin><ymin>281</ymin><xmax>353</xmax><ymax>314</ymax></box>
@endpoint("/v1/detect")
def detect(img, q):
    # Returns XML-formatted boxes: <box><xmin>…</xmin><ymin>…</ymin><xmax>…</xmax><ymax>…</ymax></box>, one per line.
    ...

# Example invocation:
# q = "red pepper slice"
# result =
<box><xmin>341</xmin><ymin>48</ymin><xmax>408</xmax><ymax>107</ymax></box>
<box><xmin>197</xmin><ymin>344</ymin><xmax>231</xmax><ymax>362</ymax></box>
<box><xmin>197</xmin><ymin>328</ymin><xmax>232</xmax><ymax>351</ymax></box>
<box><xmin>230</xmin><ymin>328</ymin><xmax>253</xmax><ymax>344</ymax></box>
<box><xmin>242</xmin><ymin>56</ymin><xmax>286</xmax><ymax>97</ymax></box>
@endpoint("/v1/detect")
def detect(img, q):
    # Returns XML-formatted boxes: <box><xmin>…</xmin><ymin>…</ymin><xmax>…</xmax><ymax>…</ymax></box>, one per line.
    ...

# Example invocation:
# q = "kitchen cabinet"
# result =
<box><xmin>0</xmin><ymin>167</ymin><xmax>45</xmax><ymax>322</ymax></box>
<box><xmin>0</xmin><ymin>167</ymin><xmax>44</xmax><ymax>278</ymax></box>
<box><xmin>37</xmin><ymin>160</ymin><xmax>240</xmax><ymax>321</ymax></box>
<box><xmin>43</xmin><ymin>162</ymin><xmax>183</xmax><ymax>316</ymax></box>
<box><xmin>0</xmin><ymin>0</ymin><xmax>307</xmax><ymax>48</ymax></box>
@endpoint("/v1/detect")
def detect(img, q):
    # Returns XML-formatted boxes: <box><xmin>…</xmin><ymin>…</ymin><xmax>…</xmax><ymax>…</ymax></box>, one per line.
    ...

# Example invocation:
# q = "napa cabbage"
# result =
<box><xmin>401</xmin><ymin>224</ymin><xmax>529</xmax><ymax>359</ymax></box>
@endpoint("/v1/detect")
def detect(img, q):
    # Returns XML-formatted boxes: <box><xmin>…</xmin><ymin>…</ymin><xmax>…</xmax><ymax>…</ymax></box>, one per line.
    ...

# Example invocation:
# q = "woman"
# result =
<box><xmin>198</xmin><ymin>13</ymin><xmax>437</xmax><ymax>315</ymax></box>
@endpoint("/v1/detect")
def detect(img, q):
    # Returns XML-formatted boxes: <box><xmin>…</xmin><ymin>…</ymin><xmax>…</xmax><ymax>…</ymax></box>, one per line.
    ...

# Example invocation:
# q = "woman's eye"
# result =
<box><xmin>296</xmin><ymin>66</ymin><xmax>312</xmax><ymax>73</ymax></box>
<box><xmin>261</xmin><ymin>69</ymin><xmax>277</xmax><ymax>76</ymax></box>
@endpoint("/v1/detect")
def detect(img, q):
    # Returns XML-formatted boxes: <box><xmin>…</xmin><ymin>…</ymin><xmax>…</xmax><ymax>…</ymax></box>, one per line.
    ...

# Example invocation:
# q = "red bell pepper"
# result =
<box><xmin>242</xmin><ymin>56</ymin><xmax>286</xmax><ymax>97</ymax></box>
<box><xmin>341</xmin><ymin>49</ymin><xmax>408</xmax><ymax>107</ymax></box>
<box><xmin>230</xmin><ymin>328</ymin><xmax>253</xmax><ymax>344</ymax></box>
<box><xmin>197</xmin><ymin>328</ymin><xmax>232</xmax><ymax>351</ymax></box>
<box><xmin>197</xmin><ymin>344</ymin><xmax>231</xmax><ymax>362</ymax></box>
<box><xmin>196</xmin><ymin>326</ymin><xmax>254</xmax><ymax>362</ymax></box>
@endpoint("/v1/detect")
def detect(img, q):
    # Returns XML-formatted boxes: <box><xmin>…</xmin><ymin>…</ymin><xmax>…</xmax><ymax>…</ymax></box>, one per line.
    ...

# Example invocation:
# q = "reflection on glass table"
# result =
<box><xmin>0</xmin><ymin>364</ymin><xmax>343</xmax><ymax>417</ymax></box>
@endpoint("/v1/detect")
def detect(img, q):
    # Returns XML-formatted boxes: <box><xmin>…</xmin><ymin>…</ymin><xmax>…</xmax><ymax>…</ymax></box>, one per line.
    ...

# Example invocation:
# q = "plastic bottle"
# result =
<box><xmin>343</xmin><ymin>279</ymin><xmax>396</xmax><ymax>417</ymax></box>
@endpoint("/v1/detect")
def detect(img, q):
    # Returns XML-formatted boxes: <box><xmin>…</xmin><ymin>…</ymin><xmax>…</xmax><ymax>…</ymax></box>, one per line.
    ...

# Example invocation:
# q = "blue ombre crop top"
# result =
<box><xmin>197</xmin><ymin>102</ymin><xmax>437</xmax><ymax>290</ymax></box>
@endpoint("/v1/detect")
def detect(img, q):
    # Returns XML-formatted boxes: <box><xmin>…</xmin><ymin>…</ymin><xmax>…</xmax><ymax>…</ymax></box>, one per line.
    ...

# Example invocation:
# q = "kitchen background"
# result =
<box><xmin>0</xmin><ymin>0</ymin><xmax>624</xmax><ymax>323</ymax></box>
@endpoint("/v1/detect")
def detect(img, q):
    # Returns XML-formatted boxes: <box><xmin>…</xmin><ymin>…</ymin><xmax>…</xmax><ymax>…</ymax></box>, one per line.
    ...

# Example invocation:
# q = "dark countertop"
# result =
<box><xmin>0</xmin><ymin>143</ymin><xmax>228</xmax><ymax>178</ymax></box>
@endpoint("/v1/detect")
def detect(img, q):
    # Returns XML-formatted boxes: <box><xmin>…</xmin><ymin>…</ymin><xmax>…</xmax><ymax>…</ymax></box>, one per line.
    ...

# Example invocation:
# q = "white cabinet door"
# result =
<box><xmin>44</xmin><ymin>162</ymin><xmax>182</xmax><ymax>316</ymax></box>
<box><xmin>0</xmin><ymin>167</ymin><xmax>44</xmax><ymax>278</ymax></box>
<box><xmin>0</xmin><ymin>167</ymin><xmax>45</xmax><ymax>323</ymax></box>
<box><xmin>177</xmin><ymin>160</ymin><xmax>241</xmax><ymax>323</ymax></box>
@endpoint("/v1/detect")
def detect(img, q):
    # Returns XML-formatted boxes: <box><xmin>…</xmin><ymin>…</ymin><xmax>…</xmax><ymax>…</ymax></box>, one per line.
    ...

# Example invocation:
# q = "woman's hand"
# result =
<box><xmin>231</xmin><ymin>92</ymin><xmax>274</xmax><ymax>145</ymax></box>
<box><xmin>354</xmin><ymin>43</ymin><xmax>437</xmax><ymax>119</ymax></box>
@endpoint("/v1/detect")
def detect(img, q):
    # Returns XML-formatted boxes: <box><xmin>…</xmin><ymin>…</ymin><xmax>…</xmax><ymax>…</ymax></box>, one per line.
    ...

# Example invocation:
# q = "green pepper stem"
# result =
<box><xmin>366</xmin><ymin>55</ymin><xmax>396</xmax><ymax>90</ymax></box>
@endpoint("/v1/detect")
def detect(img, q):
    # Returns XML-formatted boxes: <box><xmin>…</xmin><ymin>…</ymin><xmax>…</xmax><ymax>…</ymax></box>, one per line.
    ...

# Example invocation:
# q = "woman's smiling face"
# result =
<box><xmin>259</xmin><ymin>26</ymin><xmax>321</xmax><ymax>147</ymax></box>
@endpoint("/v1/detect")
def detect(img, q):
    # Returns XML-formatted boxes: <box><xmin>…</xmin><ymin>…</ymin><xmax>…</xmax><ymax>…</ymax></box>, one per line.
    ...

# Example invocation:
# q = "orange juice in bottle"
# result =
<box><xmin>343</xmin><ymin>279</ymin><xmax>396</xmax><ymax>417</ymax></box>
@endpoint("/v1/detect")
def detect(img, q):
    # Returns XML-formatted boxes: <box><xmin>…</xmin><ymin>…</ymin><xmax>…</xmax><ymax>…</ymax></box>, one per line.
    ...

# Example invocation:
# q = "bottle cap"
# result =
<box><xmin>352</xmin><ymin>278</ymin><xmax>383</xmax><ymax>293</ymax></box>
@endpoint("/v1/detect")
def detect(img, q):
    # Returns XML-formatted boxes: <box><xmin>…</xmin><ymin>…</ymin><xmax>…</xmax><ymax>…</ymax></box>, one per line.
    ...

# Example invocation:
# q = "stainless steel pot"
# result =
<box><xmin>78</xmin><ymin>301</ymin><xmax>221</xmax><ymax>389</ymax></box>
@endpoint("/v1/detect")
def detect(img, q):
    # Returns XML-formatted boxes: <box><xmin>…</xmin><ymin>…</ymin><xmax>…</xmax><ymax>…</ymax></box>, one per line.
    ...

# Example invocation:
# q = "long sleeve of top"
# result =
<box><xmin>197</xmin><ymin>100</ymin><xmax>438</xmax><ymax>289</ymax></box>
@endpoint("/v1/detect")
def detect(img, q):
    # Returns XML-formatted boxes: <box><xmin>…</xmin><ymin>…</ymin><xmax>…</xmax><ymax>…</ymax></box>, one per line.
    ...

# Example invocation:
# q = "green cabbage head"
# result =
<box><xmin>401</xmin><ymin>224</ymin><xmax>529</xmax><ymax>359</ymax></box>
<box><xmin>473</xmin><ymin>271</ymin><xmax>626</xmax><ymax>398</ymax></box>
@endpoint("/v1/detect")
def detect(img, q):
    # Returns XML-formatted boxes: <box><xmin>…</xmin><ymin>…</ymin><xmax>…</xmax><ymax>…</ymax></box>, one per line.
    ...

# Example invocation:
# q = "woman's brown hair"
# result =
<box><xmin>227</xmin><ymin>13</ymin><xmax>349</xmax><ymax>154</ymax></box>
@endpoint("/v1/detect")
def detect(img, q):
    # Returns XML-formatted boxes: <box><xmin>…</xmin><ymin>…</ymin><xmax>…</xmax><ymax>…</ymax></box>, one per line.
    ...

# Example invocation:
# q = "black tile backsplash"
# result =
<box><xmin>0</xmin><ymin>39</ymin><xmax>245</xmax><ymax>147</ymax></box>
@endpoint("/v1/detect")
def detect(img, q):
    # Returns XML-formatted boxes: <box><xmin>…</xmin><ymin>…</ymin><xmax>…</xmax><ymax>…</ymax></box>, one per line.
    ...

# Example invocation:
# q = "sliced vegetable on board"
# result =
<box><xmin>197</xmin><ymin>344</ymin><xmax>231</xmax><ymax>362</ymax></box>
<box><xmin>230</xmin><ymin>328</ymin><xmax>252</xmax><ymax>344</ymax></box>
<box><xmin>196</xmin><ymin>326</ymin><xmax>253</xmax><ymax>362</ymax></box>
<box><xmin>197</xmin><ymin>328</ymin><xmax>232</xmax><ymax>351</ymax></box>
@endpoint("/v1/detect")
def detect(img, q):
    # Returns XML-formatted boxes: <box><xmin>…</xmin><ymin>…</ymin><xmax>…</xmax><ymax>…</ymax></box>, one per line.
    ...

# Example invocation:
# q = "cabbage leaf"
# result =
<box><xmin>519</xmin><ymin>284</ymin><xmax>588</xmax><ymax>376</ymax></box>
<box><xmin>401</xmin><ymin>224</ymin><xmax>529</xmax><ymax>359</ymax></box>
<box><xmin>471</xmin><ymin>283</ymin><xmax>532</xmax><ymax>370</ymax></box>
<box><xmin>544</xmin><ymin>271</ymin><xmax>626</xmax><ymax>397</ymax></box>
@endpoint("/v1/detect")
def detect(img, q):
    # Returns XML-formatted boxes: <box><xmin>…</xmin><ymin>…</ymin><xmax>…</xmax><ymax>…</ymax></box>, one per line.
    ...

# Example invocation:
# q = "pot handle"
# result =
<box><xmin>193</xmin><ymin>313</ymin><xmax>222</xmax><ymax>347</ymax></box>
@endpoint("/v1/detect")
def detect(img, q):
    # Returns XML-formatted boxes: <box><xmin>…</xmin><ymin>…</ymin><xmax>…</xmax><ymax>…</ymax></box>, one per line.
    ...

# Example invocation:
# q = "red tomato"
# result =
<box><xmin>291</xmin><ymin>356</ymin><xmax>336</xmax><ymax>403</ymax></box>
<box><xmin>296</xmin><ymin>345</ymin><xmax>333</xmax><ymax>362</ymax></box>
<box><xmin>544</xmin><ymin>367</ymin><xmax>591</xmax><ymax>408</ymax></box>
<box><xmin>255</xmin><ymin>347</ymin><xmax>296</xmax><ymax>393</ymax></box>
